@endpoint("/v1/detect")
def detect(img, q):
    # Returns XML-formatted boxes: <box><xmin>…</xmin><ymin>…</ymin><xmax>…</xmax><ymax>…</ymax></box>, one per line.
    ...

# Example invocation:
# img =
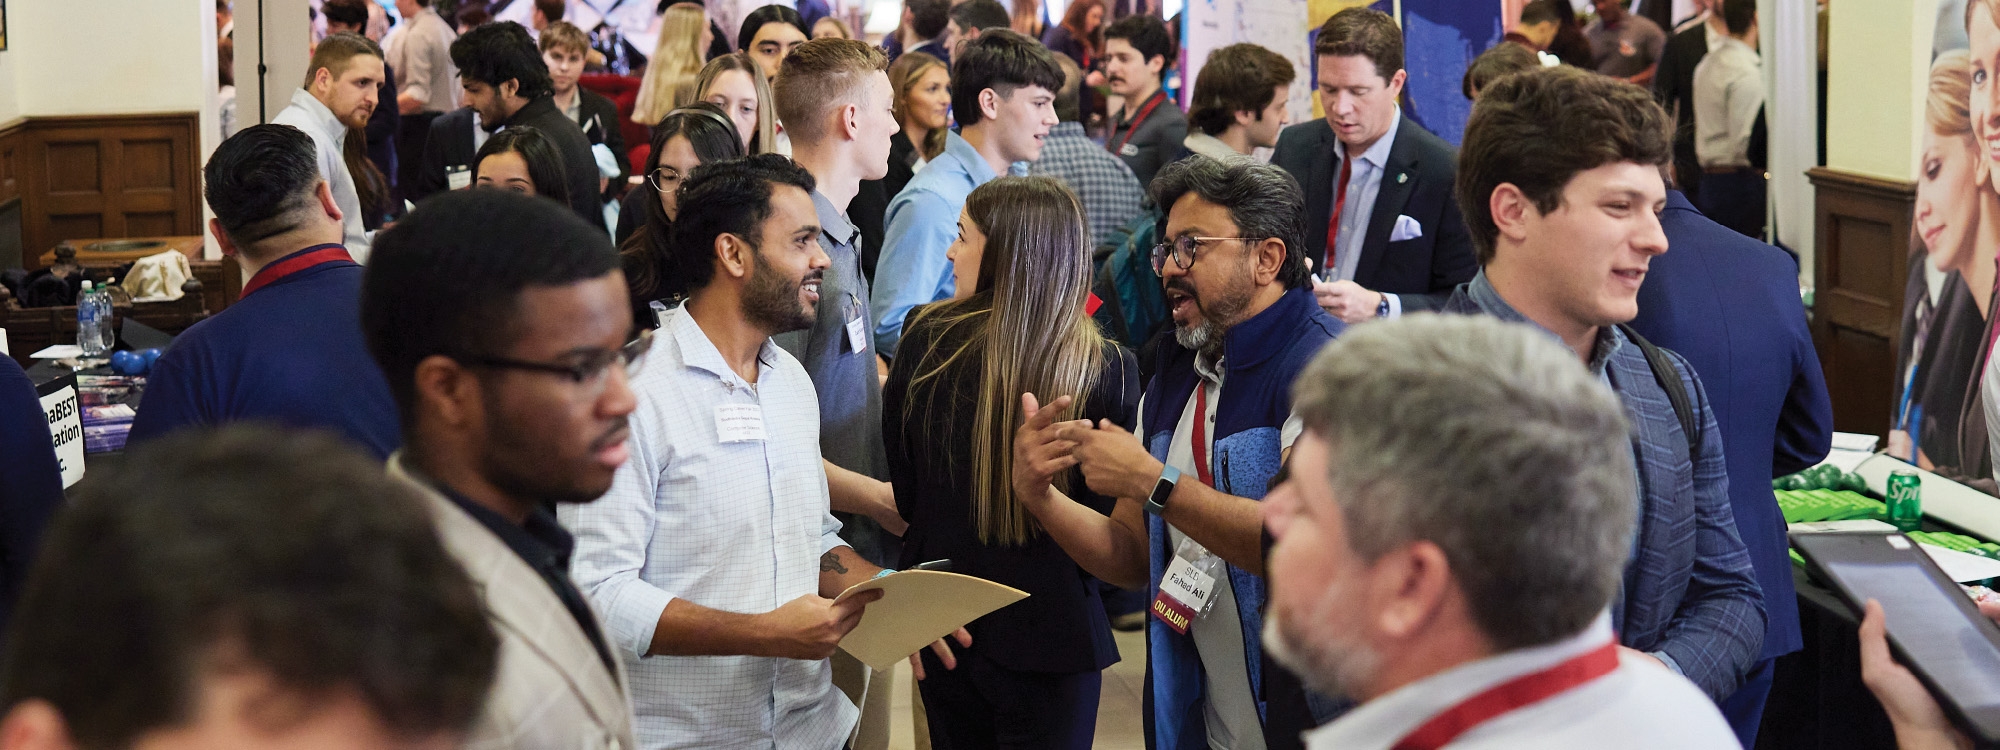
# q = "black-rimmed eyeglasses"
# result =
<box><xmin>1149</xmin><ymin>236</ymin><xmax>1264</xmax><ymax>276</ymax></box>
<box><xmin>459</xmin><ymin>329</ymin><xmax>654</xmax><ymax>392</ymax></box>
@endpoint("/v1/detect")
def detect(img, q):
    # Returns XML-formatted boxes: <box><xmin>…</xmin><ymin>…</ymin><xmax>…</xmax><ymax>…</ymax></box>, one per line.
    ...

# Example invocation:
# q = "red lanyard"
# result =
<box><xmin>1324</xmin><ymin>156</ymin><xmax>1354</xmax><ymax>274</ymax></box>
<box><xmin>1189</xmin><ymin>384</ymin><xmax>1215</xmax><ymax>487</ymax></box>
<box><xmin>1112</xmin><ymin>91</ymin><xmax>1168</xmax><ymax>155</ymax></box>
<box><xmin>240</xmin><ymin>245</ymin><xmax>354</xmax><ymax>298</ymax></box>
<box><xmin>1391</xmin><ymin>641</ymin><xmax>1620</xmax><ymax>750</ymax></box>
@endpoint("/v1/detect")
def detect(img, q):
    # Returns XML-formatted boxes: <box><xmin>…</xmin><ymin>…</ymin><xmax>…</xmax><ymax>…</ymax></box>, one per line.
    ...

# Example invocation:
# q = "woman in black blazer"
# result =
<box><xmin>883</xmin><ymin>176</ymin><xmax>1138</xmax><ymax>749</ymax></box>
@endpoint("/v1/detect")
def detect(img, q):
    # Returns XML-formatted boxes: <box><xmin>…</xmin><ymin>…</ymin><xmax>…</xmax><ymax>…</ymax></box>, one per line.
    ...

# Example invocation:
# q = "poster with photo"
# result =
<box><xmin>1891</xmin><ymin>0</ymin><xmax>2000</xmax><ymax>494</ymax></box>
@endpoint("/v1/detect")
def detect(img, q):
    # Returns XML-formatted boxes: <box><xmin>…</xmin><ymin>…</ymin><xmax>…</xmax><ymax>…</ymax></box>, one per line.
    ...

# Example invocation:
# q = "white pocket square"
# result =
<box><xmin>1390</xmin><ymin>214</ymin><xmax>1424</xmax><ymax>242</ymax></box>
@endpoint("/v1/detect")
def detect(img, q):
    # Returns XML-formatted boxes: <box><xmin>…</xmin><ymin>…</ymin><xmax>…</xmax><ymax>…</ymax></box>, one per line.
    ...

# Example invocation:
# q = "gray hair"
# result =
<box><xmin>1291</xmin><ymin>313</ymin><xmax>1636</xmax><ymax>650</ymax></box>
<box><xmin>1149</xmin><ymin>156</ymin><xmax>1313</xmax><ymax>289</ymax></box>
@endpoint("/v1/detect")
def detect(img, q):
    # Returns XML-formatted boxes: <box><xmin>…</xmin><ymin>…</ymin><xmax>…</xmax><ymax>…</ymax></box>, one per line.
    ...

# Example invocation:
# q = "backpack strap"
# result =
<box><xmin>1619</xmin><ymin>325</ymin><xmax>1701</xmax><ymax>464</ymax></box>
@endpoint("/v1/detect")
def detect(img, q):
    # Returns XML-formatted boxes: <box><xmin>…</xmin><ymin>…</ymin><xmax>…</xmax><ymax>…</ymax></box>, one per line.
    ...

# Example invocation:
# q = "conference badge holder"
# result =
<box><xmin>1152</xmin><ymin>537</ymin><xmax>1223</xmax><ymax>634</ymax></box>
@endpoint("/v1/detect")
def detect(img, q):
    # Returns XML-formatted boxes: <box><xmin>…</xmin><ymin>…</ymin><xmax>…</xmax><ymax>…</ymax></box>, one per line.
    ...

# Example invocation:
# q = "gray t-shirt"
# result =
<box><xmin>1585</xmin><ymin>14</ymin><xmax>1666</xmax><ymax>78</ymax></box>
<box><xmin>774</xmin><ymin>189</ymin><xmax>892</xmax><ymax>561</ymax></box>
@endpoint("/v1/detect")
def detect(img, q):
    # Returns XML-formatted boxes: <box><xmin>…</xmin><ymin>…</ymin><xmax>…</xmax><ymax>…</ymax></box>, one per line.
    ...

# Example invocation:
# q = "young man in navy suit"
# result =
<box><xmin>1271</xmin><ymin>7</ymin><xmax>1477</xmax><ymax>324</ymax></box>
<box><xmin>1627</xmin><ymin>183</ymin><xmax>1833</xmax><ymax>748</ymax></box>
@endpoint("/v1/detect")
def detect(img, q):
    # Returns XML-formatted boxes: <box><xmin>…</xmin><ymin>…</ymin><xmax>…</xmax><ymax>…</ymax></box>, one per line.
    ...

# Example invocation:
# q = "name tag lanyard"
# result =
<box><xmin>1391</xmin><ymin>641</ymin><xmax>1620</xmax><ymax>750</ymax></box>
<box><xmin>1152</xmin><ymin>383</ymin><xmax>1224</xmax><ymax>634</ymax></box>
<box><xmin>1111</xmin><ymin>90</ymin><xmax>1168</xmax><ymax>158</ymax></box>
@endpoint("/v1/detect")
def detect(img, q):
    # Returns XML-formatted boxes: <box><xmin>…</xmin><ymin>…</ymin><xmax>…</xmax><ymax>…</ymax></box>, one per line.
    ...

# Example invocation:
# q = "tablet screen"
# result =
<box><xmin>1826</xmin><ymin>559</ymin><xmax>2000</xmax><ymax>711</ymax></box>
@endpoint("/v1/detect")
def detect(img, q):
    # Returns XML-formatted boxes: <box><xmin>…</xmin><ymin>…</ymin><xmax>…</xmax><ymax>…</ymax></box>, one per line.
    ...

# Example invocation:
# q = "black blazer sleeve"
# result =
<box><xmin>412</xmin><ymin>111</ymin><xmax>459</xmax><ymax>203</ymax></box>
<box><xmin>1405</xmin><ymin>183</ymin><xmax>1477</xmax><ymax>312</ymax></box>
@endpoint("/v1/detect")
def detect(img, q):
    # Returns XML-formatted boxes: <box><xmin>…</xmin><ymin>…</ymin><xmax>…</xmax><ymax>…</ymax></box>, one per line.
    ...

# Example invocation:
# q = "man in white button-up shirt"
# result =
<box><xmin>272</xmin><ymin>33</ymin><xmax>382</xmax><ymax>261</ymax></box>
<box><xmin>1262</xmin><ymin>315</ymin><xmax>1739</xmax><ymax>750</ymax></box>
<box><xmin>563</xmin><ymin>154</ymin><xmax>966</xmax><ymax>750</ymax></box>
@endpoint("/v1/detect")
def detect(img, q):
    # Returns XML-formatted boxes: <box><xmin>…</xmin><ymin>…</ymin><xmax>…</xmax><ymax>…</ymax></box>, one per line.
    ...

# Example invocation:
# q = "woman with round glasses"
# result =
<box><xmin>617</xmin><ymin>103</ymin><xmax>744</xmax><ymax>328</ymax></box>
<box><xmin>882</xmin><ymin>176</ymin><xmax>1138</xmax><ymax>748</ymax></box>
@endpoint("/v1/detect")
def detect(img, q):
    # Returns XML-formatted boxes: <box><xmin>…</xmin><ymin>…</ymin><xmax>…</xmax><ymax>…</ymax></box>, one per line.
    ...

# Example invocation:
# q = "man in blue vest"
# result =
<box><xmin>128</xmin><ymin>124</ymin><xmax>400</xmax><ymax>459</ymax></box>
<box><xmin>1443</xmin><ymin>65</ymin><xmax>1764</xmax><ymax>703</ymax></box>
<box><xmin>1012</xmin><ymin>156</ymin><xmax>1344</xmax><ymax>750</ymax></box>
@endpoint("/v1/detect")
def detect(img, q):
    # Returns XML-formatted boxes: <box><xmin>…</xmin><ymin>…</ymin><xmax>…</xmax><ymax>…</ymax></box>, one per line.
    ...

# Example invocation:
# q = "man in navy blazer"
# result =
<box><xmin>1627</xmin><ymin>188</ymin><xmax>1833</xmax><ymax>747</ymax></box>
<box><xmin>1271</xmin><ymin>9</ymin><xmax>1477</xmax><ymax>322</ymax></box>
<box><xmin>1446</xmin><ymin>65</ymin><xmax>1764</xmax><ymax>705</ymax></box>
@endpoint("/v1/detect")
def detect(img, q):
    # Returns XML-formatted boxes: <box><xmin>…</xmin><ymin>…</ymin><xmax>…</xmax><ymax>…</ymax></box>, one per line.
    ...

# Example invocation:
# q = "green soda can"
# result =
<box><xmin>1887</xmin><ymin>470</ymin><xmax>1923</xmax><ymax>532</ymax></box>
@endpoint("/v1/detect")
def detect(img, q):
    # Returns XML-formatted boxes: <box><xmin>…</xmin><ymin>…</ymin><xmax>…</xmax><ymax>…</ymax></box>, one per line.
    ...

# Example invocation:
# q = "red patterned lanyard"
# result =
<box><xmin>1390</xmin><ymin>641</ymin><xmax>1620</xmax><ymax>750</ymax></box>
<box><xmin>1189</xmin><ymin>384</ymin><xmax>1215</xmax><ymax>487</ymax></box>
<box><xmin>240</xmin><ymin>245</ymin><xmax>354</xmax><ymax>298</ymax></box>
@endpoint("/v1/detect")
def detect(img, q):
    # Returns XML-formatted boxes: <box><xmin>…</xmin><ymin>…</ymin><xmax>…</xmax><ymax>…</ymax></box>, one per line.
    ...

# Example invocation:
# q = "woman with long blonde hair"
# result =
<box><xmin>1891</xmin><ymin>49</ymin><xmax>2000</xmax><ymax>479</ymax></box>
<box><xmin>882</xmin><ymin>176</ymin><xmax>1134</xmax><ymax>748</ymax></box>
<box><xmin>693</xmin><ymin>52</ymin><xmax>778</xmax><ymax>154</ymax></box>
<box><xmin>632</xmin><ymin>2</ymin><xmax>710</xmax><ymax>126</ymax></box>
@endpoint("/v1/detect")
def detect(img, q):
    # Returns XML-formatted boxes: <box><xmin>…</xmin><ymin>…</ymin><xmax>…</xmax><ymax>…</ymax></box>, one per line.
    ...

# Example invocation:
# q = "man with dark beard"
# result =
<box><xmin>360</xmin><ymin>188</ymin><xmax>638</xmax><ymax>747</ymax></box>
<box><xmin>1262</xmin><ymin>314</ymin><xmax>1737</xmax><ymax>749</ymax></box>
<box><xmin>560</xmin><ymin>154</ymin><xmax>965</xmax><ymax>749</ymax></box>
<box><xmin>1013</xmin><ymin>155</ymin><xmax>1344</xmax><ymax>749</ymax></box>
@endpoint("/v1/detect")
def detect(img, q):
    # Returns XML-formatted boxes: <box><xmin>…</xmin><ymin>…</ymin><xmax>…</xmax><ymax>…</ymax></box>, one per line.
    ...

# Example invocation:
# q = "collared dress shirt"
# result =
<box><xmin>1029</xmin><ymin>121</ymin><xmax>1147</xmax><ymax>250</ymax></box>
<box><xmin>872</xmin><ymin>130</ymin><xmax>1025</xmax><ymax>358</ymax></box>
<box><xmin>272</xmin><ymin>90</ymin><xmax>372</xmax><ymax>260</ymax></box>
<box><xmin>1327</xmin><ymin>113</ymin><xmax>1403</xmax><ymax>317</ymax></box>
<box><xmin>561</xmin><ymin>306</ymin><xmax>856</xmax><ymax>750</ymax></box>
<box><xmin>1692</xmin><ymin>35</ymin><xmax>1763</xmax><ymax>169</ymax></box>
<box><xmin>385</xmin><ymin>5</ymin><xmax>460</xmax><ymax>113</ymax></box>
<box><xmin>1302</xmin><ymin>616</ymin><xmax>1741</xmax><ymax>749</ymax></box>
<box><xmin>1181</xmin><ymin>132</ymin><xmax>1245</xmax><ymax>163</ymax></box>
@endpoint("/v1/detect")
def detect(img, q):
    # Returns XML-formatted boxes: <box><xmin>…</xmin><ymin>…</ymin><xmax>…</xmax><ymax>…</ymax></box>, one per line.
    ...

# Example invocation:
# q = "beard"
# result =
<box><xmin>742</xmin><ymin>245</ymin><xmax>819</xmax><ymax>334</ymax></box>
<box><xmin>1263</xmin><ymin>585</ymin><xmax>1381</xmax><ymax>701</ymax></box>
<box><xmin>1167</xmin><ymin>266</ymin><xmax>1253</xmax><ymax>359</ymax></box>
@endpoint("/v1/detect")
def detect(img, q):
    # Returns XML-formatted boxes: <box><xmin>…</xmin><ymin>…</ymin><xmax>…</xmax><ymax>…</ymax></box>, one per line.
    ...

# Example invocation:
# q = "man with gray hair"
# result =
<box><xmin>1264</xmin><ymin>313</ymin><xmax>1739</xmax><ymax>748</ymax></box>
<box><xmin>1015</xmin><ymin>155</ymin><xmax>1344</xmax><ymax>749</ymax></box>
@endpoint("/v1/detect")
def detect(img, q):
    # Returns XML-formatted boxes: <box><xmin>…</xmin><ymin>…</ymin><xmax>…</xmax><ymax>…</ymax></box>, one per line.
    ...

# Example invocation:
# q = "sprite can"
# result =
<box><xmin>1887</xmin><ymin>471</ymin><xmax>1923</xmax><ymax>532</ymax></box>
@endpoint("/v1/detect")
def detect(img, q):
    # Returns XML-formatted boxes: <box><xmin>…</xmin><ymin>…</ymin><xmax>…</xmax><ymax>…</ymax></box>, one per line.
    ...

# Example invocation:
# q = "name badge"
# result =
<box><xmin>844</xmin><ymin>295</ymin><xmax>868</xmax><ymax>353</ymax></box>
<box><xmin>714</xmin><ymin>403</ymin><xmax>767</xmax><ymax>443</ymax></box>
<box><xmin>1152</xmin><ymin>537</ymin><xmax>1223</xmax><ymax>634</ymax></box>
<box><xmin>447</xmin><ymin>165</ymin><xmax>472</xmax><ymax>190</ymax></box>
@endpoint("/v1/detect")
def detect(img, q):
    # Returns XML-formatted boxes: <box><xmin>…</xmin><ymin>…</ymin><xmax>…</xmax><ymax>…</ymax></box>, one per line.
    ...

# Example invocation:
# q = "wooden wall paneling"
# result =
<box><xmin>1806</xmin><ymin>167</ymin><xmax>1917</xmax><ymax>440</ymax></box>
<box><xmin>17</xmin><ymin>113</ymin><xmax>201</xmax><ymax>270</ymax></box>
<box><xmin>0</xmin><ymin>119</ymin><xmax>20</xmax><ymax>207</ymax></box>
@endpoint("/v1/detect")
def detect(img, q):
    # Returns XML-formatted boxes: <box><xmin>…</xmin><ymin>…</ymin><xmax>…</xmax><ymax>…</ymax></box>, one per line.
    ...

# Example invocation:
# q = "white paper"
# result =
<box><xmin>845</xmin><ymin>315</ymin><xmax>868</xmax><ymax>354</ymax></box>
<box><xmin>1821</xmin><ymin>449</ymin><xmax>1876</xmax><ymax>474</ymax></box>
<box><xmin>1922</xmin><ymin>543</ymin><xmax>2000</xmax><ymax>583</ymax></box>
<box><xmin>714</xmin><ymin>403</ymin><xmax>766</xmax><ymax>443</ymax></box>
<box><xmin>1832</xmin><ymin>432</ymin><xmax>1882</xmax><ymax>452</ymax></box>
<box><xmin>29</xmin><ymin>345</ymin><xmax>82</xmax><ymax>360</ymax></box>
<box><xmin>39</xmin><ymin>386</ymin><xmax>85</xmax><ymax>488</ymax></box>
<box><xmin>1160</xmin><ymin>555</ymin><xmax>1218</xmax><ymax>610</ymax></box>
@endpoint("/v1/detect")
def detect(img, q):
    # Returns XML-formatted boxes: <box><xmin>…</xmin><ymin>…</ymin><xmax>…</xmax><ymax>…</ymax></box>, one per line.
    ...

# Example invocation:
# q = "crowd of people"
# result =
<box><xmin>8</xmin><ymin>0</ymin><xmax>1960</xmax><ymax>748</ymax></box>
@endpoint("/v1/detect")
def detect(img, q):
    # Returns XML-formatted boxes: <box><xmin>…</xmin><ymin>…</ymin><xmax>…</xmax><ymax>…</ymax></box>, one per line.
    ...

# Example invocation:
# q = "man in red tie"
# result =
<box><xmin>1263</xmin><ymin>313</ymin><xmax>1740</xmax><ymax>750</ymax></box>
<box><xmin>1271</xmin><ymin>8</ymin><xmax>1477</xmax><ymax>324</ymax></box>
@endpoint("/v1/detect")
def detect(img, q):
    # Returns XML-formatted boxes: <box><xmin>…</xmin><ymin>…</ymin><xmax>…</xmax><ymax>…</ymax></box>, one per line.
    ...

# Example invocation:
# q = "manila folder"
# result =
<box><xmin>834</xmin><ymin>570</ymin><xmax>1028</xmax><ymax>670</ymax></box>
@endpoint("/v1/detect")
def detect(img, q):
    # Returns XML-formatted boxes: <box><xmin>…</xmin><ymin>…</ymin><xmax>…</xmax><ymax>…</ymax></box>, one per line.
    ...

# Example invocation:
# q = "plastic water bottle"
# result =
<box><xmin>76</xmin><ymin>281</ymin><xmax>111</xmax><ymax>357</ymax></box>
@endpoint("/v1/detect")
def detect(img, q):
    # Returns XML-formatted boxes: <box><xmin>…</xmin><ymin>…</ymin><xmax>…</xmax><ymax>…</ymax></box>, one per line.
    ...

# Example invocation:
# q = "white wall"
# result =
<box><xmin>6</xmin><ymin>0</ymin><xmax>213</xmax><ymax>120</ymax></box>
<box><xmin>1826</xmin><ymin>0</ymin><xmax>1928</xmax><ymax>182</ymax></box>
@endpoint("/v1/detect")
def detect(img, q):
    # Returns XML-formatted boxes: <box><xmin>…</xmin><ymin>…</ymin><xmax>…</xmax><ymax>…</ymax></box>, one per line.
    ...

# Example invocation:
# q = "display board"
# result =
<box><xmin>1396</xmin><ymin>0</ymin><xmax>1504</xmax><ymax>145</ymax></box>
<box><xmin>1181</xmin><ymin>0</ymin><xmax>1315</xmax><ymax>126</ymax></box>
<box><xmin>1892</xmin><ymin>0</ymin><xmax>2000</xmax><ymax>496</ymax></box>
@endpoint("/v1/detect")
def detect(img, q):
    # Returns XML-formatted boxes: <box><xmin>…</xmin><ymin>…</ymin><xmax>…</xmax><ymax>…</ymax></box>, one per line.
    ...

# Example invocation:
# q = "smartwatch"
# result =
<box><xmin>1144</xmin><ymin>465</ymin><xmax>1182</xmax><ymax>516</ymax></box>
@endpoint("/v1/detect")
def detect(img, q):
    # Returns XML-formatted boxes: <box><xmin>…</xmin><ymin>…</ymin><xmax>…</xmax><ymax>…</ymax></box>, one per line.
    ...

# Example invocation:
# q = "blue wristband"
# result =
<box><xmin>872</xmin><ymin>568</ymin><xmax>897</xmax><ymax>580</ymax></box>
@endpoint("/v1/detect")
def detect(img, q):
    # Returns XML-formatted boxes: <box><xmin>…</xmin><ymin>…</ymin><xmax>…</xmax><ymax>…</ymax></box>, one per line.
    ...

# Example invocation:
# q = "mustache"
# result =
<box><xmin>802</xmin><ymin>269</ymin><xmax>825</xmax><ymax>285</ymax></box>
<box><xmin>1164</xmin><ymin>278</ymin><xmax>1196</xmax><ymax>298</ymax></box>
<box><xmin>591</xmin><ymin>416</ymin><xmax>630</xmax><ymax>452</ymax></box>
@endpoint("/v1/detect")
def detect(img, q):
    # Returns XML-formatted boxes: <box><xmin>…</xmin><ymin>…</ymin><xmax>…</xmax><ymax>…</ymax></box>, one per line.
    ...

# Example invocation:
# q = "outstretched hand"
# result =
<box><xmin>1012</xmin><ymin>393</ymin><xmax>1087</xmax><ymax>509</ymax></box>
<box><xmin>910</xmin><ymin>627</ymin><xmax>974</xmax><ymax>681</ymax></box>
<box><xmin>1057</xmin><ymin>417</ymin><xmax>1165</xmax><ymax>501</ymax></box>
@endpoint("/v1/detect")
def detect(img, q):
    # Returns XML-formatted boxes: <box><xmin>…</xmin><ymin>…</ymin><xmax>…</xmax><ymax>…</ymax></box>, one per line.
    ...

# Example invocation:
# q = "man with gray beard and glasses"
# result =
<box><xmin>1012</xmin><ymin>155</ymin><xmax>1345</xmax><ymax>749</ymax></box>
<box><xmin>1263</xmin><ymin>313</ymin><xmax>1738</xmax><ymax>749</ymax></box>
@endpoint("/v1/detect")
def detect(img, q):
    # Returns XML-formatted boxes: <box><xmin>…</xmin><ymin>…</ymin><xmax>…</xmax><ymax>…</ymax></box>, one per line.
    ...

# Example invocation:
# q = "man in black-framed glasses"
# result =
<box><xmin>360</xmin><ymin>187</ymin><xmax>638</xmax><ymax>748</ymax></box>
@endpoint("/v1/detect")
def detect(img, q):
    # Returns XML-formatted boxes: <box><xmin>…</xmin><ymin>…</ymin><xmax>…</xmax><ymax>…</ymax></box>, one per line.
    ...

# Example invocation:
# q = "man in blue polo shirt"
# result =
<box><xmin>127</xmin><ymin>124</ymin><xmax>399</xmax><ymax>458</ymax></box>
<box><xmin>869</xmin><ymin>29</ymin><xmax>1059</xmax><ymax>359</ymax></box>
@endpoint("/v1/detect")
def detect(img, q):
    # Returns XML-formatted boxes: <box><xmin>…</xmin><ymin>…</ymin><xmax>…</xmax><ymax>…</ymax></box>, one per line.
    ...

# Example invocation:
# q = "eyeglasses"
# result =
<box><xmin>647</xmin><ymin>166</ymin><xmax>684</xmax><ymax>193</ymax></box>
<box><xmin>460</xmin><ymin>329</ymin><xmax>654</xmax><ymax>393</ymax></box>
<box><xmin>1149</xmin><ymin>236</ymin><xmax>1264</xmax><ymax>276</ymax></box>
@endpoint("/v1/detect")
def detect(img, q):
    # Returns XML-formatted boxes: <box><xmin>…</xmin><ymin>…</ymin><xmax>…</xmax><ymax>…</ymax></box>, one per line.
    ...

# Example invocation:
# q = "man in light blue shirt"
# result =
<box><xmin>870</xmin><ymin>29</ymin><xmax>1062</xmax><ymax>359</ymax></box>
